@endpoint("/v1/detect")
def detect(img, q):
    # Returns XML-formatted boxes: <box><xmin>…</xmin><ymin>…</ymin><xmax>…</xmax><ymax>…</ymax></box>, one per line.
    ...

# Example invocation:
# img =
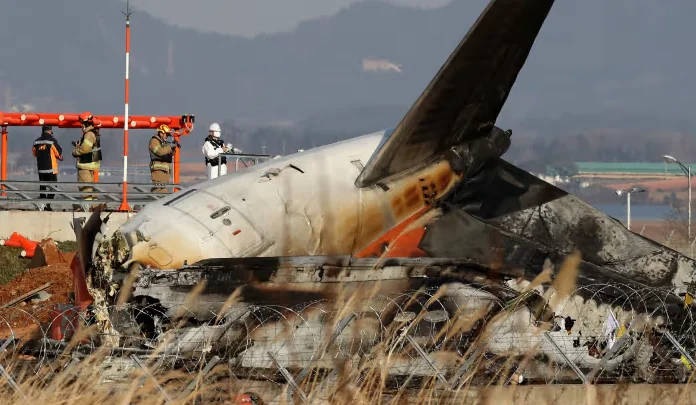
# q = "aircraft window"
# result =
<box><xmin>351</xmin><ymin>160</ymin><xmax>364</xmax><ymax>172</ymax></box>
<box><xmin>376</xmin><ymin>182</ymin><xmax>389</xmax><ymax>191</ymax></box>
<box><xmin>210</xmin><ymin>206</ymin><xmax>231</xmax><ymax>219</ymax></box>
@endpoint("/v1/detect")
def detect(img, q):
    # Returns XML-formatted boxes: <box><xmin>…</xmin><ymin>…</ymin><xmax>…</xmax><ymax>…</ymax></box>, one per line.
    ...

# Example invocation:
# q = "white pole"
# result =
<box><xmin>627</xmin><ymin>192</ymin><xmax>631</xmax><ymax>231</ymax></box>
<box><xmin>689</xmin><ymin>166</ymin><xmax>692</xmax><ymax>240</ymax></box>
<box><xmin>118</xmin><ymin>0</ymin><xmax>132</xmax><ymax>211</ymax></box>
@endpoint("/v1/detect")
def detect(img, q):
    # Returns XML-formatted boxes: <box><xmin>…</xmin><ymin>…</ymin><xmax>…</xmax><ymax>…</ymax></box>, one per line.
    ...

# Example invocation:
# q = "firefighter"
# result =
<box><xmin>71</xmin><ymin>112</ymin><xmax>102</xmax><ymax>201</ymax></box>
<box><xmin>202</xmin><ymin>122</ymin><xmax>230</xmax><ymax>179</ymax></box>
<box><xmin>148</xmin><ymin>124</ymin><xmax>179</xmax><ymax>193</ymax></box>
<box><xmin>31</xmin><ymin>125</ymin><xmax>63</xmax><ymax>211</ymax></box>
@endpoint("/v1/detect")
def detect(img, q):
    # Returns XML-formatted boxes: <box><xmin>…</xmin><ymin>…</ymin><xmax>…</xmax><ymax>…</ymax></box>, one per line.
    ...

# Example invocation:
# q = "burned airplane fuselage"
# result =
<box><xmin>80</xmin><ymin>0</ymin><xmax>696</xmax><ymax>383</ymax></box>
<box><xmin>94</xmin><ymin>125</ymin><xmax>511</xmax><ymax>275</ymax></box>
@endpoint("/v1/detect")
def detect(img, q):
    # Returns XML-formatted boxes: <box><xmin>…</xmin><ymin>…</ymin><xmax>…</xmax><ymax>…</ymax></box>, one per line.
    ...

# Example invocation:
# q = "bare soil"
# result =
<box><xmin>0</xmin><ymin>239</ymin><xmax>77</xmax><ymax>335</ymax></box>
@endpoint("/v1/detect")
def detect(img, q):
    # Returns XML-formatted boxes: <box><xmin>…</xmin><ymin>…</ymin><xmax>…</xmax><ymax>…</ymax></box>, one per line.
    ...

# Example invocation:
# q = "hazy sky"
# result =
<box><xmin>128</xmin><ymin>0</ymin><xmax>452</xmax><ymax>37</ymax></box>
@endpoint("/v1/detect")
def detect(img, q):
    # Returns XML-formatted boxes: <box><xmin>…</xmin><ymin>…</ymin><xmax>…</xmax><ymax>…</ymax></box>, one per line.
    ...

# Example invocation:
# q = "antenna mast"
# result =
<box><xmin>119</xmin><ymin>0</ymin><xmax>133</xmax><ymax>211</ymax></box>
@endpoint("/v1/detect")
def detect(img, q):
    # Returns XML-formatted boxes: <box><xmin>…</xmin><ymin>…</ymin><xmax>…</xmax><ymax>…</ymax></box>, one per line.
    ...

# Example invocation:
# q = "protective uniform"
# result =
<box><xmin>32</xmin><ymin>125</ymin><xmax>63</xmax><ymax>210</ymax></box>
<box><xmin>202</xmin><ymin>122</ymin><xmax>228</xmax><ymax>179</ymax></box>
<box><xmin>72</xmin><ymin>112</ymin><xmax>102</xmax><ymax>200</ymax></box>
<box><xmin>148</xmin><ymin>124</ymin><xmax>177</xmax><ymax>193</ymax></box>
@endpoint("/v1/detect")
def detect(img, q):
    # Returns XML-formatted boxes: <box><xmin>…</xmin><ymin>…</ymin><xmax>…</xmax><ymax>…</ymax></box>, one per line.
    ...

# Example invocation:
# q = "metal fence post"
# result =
<box><xmin>131</xmin><ymin>354</ymin><xmax>172</xmax><ymax>403</ymax></box>
<box><xmin>268</xmin><ymin>352</ymin><xmax>308</xmax><ymax>404</ymax></box>
<box><xmin>542</xmin><ymin>332</ymin><xmax>589</xmax><ymax>384</ymax></box>
<box><xmin>1</xmin><ymin>126</ymin><xmax>7</xmax><ymax>197</ymax></box>
<box><xmin>405</xmin><ymin>335</ymin><xmax>448</xmax><ymax>384</ymax></box>
<box><xmin>217</xmin><ymin>154</ymin><xmax>222</xmax><ymax>178</ymax></box>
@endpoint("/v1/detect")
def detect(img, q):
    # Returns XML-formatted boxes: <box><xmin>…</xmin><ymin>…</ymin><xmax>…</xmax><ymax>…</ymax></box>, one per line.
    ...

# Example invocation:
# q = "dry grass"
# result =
<box><xmin>0</xmin><ymin>241</ymin><xmax>77</xmax><ymax>285</ymax></box>
<box><xmin>0</xmin><ymin>252</ymin><xmax>691</xmax><ymax>404</ymax></box>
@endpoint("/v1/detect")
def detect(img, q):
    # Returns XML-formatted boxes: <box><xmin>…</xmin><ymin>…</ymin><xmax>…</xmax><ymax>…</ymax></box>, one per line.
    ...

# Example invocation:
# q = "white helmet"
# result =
<box><xmin>208</xmin><ymin>122</ymin><xmax>221</xmax><ymax>138</ymax></box>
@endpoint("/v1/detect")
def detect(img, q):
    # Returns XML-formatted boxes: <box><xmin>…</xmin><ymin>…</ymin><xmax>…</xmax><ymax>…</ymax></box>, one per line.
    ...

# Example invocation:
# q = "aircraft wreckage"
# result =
<box><xmin>36</xmin><ymin>0</ymin><xmax>696</xmax><ymax>386</ymax></box>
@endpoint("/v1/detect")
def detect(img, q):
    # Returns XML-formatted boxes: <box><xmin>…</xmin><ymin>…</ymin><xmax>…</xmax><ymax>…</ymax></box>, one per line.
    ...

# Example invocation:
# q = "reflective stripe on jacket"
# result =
<box><xmin>74</xmin><ymin>127</ymin><xmax>102</xmax><ymax>169</ymax></box>
<box><xmin>149</xmin><ymin>135</ymin><xmax>173</xmax><ymax>173</ymax></box>
<box><xmin>32</xmin><ymin>133</ymin><xmax>63</xmax><ymax>175</ymax></box>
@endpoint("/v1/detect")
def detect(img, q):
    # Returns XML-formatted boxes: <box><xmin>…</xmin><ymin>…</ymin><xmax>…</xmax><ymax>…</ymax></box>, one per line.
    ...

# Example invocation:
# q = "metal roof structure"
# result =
<box><xmin>575</xmin><ymin>162</ymin><xmax>696</xmax><ymax>175</ymax></box>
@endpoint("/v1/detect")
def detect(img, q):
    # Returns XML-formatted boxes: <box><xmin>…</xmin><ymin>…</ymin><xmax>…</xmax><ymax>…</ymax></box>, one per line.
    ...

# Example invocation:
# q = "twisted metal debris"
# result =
<box><xmin>0</xmin><ymin>281</ymin><xmax>694</xmax><ymax>394</ymax></box>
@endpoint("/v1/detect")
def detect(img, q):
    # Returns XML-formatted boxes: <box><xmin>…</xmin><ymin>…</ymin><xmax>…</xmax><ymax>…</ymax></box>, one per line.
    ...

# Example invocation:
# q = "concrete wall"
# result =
<box><xmin>0</xmin><ymin>210</ymin><xmax>133</xmax><ymax>241</ymax></box>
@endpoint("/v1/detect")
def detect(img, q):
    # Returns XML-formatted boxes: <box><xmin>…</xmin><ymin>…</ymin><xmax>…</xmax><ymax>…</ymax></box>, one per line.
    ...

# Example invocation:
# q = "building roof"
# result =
<box><xmin>575</xmin><ymin>162</ymin><xmax>696</xmax><ymax>175</ymax></box>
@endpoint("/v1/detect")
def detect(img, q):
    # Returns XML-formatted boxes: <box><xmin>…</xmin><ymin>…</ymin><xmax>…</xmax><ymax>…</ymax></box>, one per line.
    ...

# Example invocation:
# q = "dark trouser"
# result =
<box><xmin>38</xmin><ymin>172</ymin><xmax>58</xmax><ymax>199</ymax></box>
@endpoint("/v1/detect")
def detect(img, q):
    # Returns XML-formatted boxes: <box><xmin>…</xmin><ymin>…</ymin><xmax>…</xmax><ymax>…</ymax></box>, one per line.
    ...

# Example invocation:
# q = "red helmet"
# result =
<box><xmin>78</xmin><ymin>111</ymin><xmax>94</xmax><ymax>122</ymax></box>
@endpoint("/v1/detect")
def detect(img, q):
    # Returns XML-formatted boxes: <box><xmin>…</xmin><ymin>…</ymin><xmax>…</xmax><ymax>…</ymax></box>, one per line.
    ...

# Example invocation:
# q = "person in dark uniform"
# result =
<box><xmin>32</xmin><ymin>125</ymin><xmax>63</xmax><ymax>211</ymax></box>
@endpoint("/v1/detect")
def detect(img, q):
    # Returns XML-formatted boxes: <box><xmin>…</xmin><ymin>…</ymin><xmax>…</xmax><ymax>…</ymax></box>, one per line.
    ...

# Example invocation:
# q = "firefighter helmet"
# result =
<box><xmin>157</xmin><ymin>124</ymin><xmax>171</xmax><ymax>135</ymax></box>
<box><xmin>78</xmin><ymin>112</ymin><xmax>93</xmax><ymax>122</ymax></box>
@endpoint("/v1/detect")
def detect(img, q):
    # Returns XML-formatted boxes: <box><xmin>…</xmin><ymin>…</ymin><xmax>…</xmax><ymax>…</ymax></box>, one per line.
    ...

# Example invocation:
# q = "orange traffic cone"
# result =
<box><xmin>13</xmin><ymin>233</ymin><xmax>39</xmax><ymax>258</ymax></box>
<box><xmin>0</xmin><ymin>232</ymin><xmax>23</xmax><ymax>248</ymax></box>
<box><xmin>1</xmin><ymin>232</ymin><xmax>39</xmax><ymax>257</ymax></box>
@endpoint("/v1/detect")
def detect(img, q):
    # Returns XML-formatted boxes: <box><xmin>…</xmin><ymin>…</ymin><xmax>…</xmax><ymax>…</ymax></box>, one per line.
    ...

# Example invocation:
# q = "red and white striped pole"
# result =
<box><xmin>118</xmin><ymin>1</ymin><xmax>132</xmax><ymax>211</ymax></box>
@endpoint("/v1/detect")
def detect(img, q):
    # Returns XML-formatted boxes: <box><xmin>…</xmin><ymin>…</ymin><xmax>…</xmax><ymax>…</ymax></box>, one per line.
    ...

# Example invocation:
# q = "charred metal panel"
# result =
<box><xmin>446</xmin><ymin>158</ymin><xmax>568</xmax><ymax>218</ymax></box>
<box><xmin>422</xmin><ymin>158</ymin><xmax>696</xmax><ymax>292</ymax></box>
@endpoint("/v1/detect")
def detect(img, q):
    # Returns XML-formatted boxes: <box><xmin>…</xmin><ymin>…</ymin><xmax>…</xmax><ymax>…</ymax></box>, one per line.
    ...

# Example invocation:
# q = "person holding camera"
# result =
<box><xmin>202</xmin><ymin>122</ymin><xmax>230</xmax><ymax>179</ymax></box>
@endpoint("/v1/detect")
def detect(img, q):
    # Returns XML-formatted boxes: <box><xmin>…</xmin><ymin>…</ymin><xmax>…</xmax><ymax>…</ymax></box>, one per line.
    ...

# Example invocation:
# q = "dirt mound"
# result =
<box><xmin>0</xmin><ymin>264</ymin><xmax>74</xmax><ymax>324</ymax></box>
<box><xmin>0</xmin><ymin>240</ymin><xmax>77</xmax><ymax>336</ymax></box>
<box><xmin>27</xmin><ymin>238</ymin><xmax>72</xmax><ymax>269</ymax></box>
<box><xmin>0</xmin><ymin>237</ymin><xmax>79</xmax><ymax>338</ymax></box>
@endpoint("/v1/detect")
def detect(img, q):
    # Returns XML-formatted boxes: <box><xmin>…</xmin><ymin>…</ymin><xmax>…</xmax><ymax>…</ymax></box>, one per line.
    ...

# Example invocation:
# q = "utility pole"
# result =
<box><xmin>689</xmin><ymin>165</ymin><xmax>692</xmax><ymax>240</ymax></box>
<box><xmin>627</xmin><ymin>191</ymin><xmax>631</xmax><ymax>231</ymax></box>
<box><xmin>616</xmin><ymin>187</ymin><xmax>645</xmax><ymax>231</ymax></box>
<box><xmin>118</xmin><ymin>0</ymin><xmax>133</xmax><ymax>211</ymax></box>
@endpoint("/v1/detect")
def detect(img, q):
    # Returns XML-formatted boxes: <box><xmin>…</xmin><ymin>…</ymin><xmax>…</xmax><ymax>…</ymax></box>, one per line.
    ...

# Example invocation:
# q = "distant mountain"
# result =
<box><xmin>0</xmin><ymin>0</ymin><xmax>476</xmax><ymax>121</ymax></box>
<box><xmin>4</xmin><ymin>0</ymin><xmax>696</xmax><ymax>166</ymax></box>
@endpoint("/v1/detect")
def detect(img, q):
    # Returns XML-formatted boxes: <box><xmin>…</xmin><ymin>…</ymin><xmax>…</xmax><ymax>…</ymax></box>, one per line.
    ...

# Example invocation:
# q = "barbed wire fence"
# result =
<box><xmin>0</xmin><ymin>282</ymin><xmax>695</xmax><ymax>401</ymax></box>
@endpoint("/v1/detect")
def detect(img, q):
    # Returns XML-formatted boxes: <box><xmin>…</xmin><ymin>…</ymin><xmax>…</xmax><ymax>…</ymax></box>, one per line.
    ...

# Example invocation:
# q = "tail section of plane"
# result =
<box><xmin>355</xmin><ymin>0</ymin><xmax>555</xmax><ymax>188</ymax></box>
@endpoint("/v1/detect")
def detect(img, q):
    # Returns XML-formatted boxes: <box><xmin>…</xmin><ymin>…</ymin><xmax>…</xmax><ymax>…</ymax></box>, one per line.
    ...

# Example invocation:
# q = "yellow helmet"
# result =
<box><xmin>157</xmin><ymin>124</ymin><xmax>171</xmax><ymax>135</ymax></box>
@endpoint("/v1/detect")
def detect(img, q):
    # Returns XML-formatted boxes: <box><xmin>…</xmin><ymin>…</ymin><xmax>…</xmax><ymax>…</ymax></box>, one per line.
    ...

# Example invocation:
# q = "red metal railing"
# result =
<box><xmin>0</xmin><ymin>112</ymin><xmax>194</xmax><ymax>209</ymax></box>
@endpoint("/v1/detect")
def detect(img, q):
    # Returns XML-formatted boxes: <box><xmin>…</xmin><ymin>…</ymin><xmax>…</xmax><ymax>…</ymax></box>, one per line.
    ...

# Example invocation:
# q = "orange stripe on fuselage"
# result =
<box><xmin>355</xmin><ymin>206</ymin><xmax>429</xmax><ymax>258</ymax></box>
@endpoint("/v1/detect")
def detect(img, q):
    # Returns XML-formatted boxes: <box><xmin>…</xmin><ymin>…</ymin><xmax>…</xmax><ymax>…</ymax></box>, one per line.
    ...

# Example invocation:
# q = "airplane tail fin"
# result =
<box><xmin>355</xmin><ymin>0</ymin><xmax>555</xmax><ymax>188</ymax></box>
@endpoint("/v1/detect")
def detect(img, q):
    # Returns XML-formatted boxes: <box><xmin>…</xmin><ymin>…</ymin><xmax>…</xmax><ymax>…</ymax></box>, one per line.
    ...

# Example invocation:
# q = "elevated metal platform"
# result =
<box><xmin>0</xmin><ymin>180</ymin><xmax>178</xmax><ymax>212</ymax></box>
